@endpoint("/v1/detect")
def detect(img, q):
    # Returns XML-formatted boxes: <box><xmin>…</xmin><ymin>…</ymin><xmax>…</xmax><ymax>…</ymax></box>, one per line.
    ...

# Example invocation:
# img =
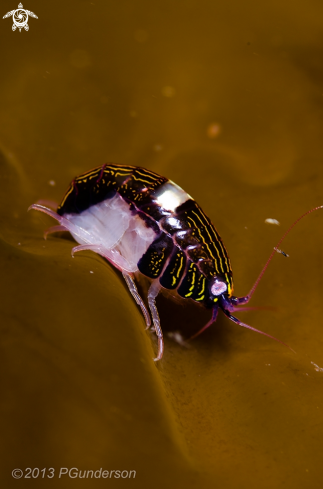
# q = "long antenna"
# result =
<box><xmin>245</xmin><ymin>205</ymin><xmax>323</xmax><ymax>302</ymax></box>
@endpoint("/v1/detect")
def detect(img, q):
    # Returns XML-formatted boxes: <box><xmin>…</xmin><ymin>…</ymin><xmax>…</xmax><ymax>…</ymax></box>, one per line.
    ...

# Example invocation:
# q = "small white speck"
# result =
<box><xmin>265</xmin><ymin>218</ymin><xmax>280</xmax><ymax>225</ymax></box>
<box><xmin>265</xmin><ymin>364</ymin><xmax>271</xmax><ymax>366</ymax></box>
<box><xmin>17</xmin><ymin>242</ymin><xmax>21</xmax><ymax>246</ymax></box>
<box><xmin>311</xmin><ymin>361</ymin><xmax>323</xmax><ymax>372</ymax></box>
<box><xmin>168</xmin><ymin>331</ymin><xmax>189</xmax><ymax>348</ymax></box>
<box><xmin>90</xmin><ymin>271</ymin><xmax>94</xmax><ymax>274</ymax></box>
<box><xmin>274</xmin><ymin>247</ymin><xmax>289</xmax><ymax>257</ymax></box>
<box><xmin>48</xmin><ymin>180</ymin><xmax>56</xmax><ymax>186</ymax></box>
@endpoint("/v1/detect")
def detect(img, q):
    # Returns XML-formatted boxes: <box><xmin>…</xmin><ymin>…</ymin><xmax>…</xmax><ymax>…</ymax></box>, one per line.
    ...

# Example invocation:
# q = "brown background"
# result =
<box><xmin>1</xmin><ymin>0</ymin><xmax>323</xmax><ymax>487</ymax></box>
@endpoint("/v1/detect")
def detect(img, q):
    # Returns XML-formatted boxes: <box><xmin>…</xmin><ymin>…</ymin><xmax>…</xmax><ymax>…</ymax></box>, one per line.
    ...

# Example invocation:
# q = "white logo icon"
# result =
<box><xmin>3</xmin><ymin>3</ymin><xmax>38</xmax><ymax>32</ymax></box>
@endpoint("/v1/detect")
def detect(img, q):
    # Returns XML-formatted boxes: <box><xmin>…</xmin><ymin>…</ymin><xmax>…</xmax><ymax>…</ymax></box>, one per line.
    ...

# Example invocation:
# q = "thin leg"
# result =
<box><xmin>34</xmin><ymin>199</ymin><xmax>59</xmax><ymax>209</ymax></box>
<box><xmin>147</xmin><ymin>281</ymin><xmax>163</xmax><ymax>361</ymax></box>
<box><xmin>190</xmin><ymin>306</ymin><xmax>218</xmax><ymax>340</ymax></box>
<box><xmin>28</xmin><ymin>204</ymin><xmax>92</xmax><ymax>242</ymax></box>
<box><xmin>44</xmin><ymin>225</ymin><xmax>69</xmax><ymax>240</ymax></box>
<box><xmin>122</xmin><ymin>273</ymin><xmax>151</xmax><ymax>328</ymax></box>
<box><xmin>71</xmin><ymin>244</ymin><xmax>103</xmax><ymax>257</ymax></box>
<box><xmin>71</xmin><ymin>244</ymin><xmax>134</xmax><ymax>274</ymax></box>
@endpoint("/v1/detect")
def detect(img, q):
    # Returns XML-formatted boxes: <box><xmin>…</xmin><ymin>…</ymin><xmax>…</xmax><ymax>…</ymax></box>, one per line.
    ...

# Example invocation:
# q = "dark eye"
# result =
<box><xmin>210</xmin><ymin>278</ymin><xmax>227</xmax><ymax>296</ymax></box>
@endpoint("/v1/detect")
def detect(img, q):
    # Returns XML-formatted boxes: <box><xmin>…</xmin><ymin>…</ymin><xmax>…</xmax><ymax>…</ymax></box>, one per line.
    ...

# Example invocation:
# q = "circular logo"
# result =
<box><xmin>12</xmin><ymin>468</ymin><xmax>23</xmax><ymax>479</ymax></box>
<box><xmin>3</xmin><ymin>4</ymin><xmax>38</xmax><ymax>32</ymax></box>
<box><xmin>13</xmin><ymin>9</ymin><xmax>28</xmax><ymax>28</ymax></box>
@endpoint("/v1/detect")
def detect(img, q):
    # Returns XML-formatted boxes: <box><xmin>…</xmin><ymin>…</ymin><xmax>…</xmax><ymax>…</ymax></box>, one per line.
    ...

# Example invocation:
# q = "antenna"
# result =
<box><xmin>244</xmin><ymin>205</ymin><xmax>323</xmax><ymax>303</ymax></box>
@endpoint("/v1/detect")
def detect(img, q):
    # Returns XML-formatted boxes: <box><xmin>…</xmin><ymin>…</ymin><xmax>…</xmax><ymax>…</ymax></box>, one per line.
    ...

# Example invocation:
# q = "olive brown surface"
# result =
<box><xmin>1</xmin><ymin>0</ymin><xmax>323</xmax><ymax>488</ymax></box>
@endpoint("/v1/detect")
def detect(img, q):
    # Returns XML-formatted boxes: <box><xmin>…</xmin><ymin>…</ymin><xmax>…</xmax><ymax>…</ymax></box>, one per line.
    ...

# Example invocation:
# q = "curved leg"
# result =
<box><xmin>71</xmin><ymin>244</ymin><xmax>135</xmax><ymax>274</ymax></box>
<box><xmin>190</xmin><ymin>306</ymin><xmax>218</xmax><ymax>340</ymax></box>
<box><xmin>28</xmin><ymin>204</ymin><xmax>92</xmax><ymax>242</ymax></box>
<box><xmin>71</xmin><ymin>244</ymin><xmax>103</xmax><ymax>257</ymax></box>
<box><xmin>34</xmin><ymin>199</ymin><xmax>59</xmax><ymax>209</ymax></box>
<box><xmin>147</xmin><ymin>281</ymin><xmax>163</xmax><ymax>361</ymax></box>
<box><xmin>122</xmin><ymin>273</ymin><xmax>151</xmax><ymax>328</ymax></box>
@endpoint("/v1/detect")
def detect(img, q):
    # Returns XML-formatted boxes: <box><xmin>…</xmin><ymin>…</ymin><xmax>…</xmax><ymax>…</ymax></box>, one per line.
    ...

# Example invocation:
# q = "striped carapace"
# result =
<box><xmin>29</xmin><ymin>164</ymin><xmax>323</xmax><ymax>360</ymax></box>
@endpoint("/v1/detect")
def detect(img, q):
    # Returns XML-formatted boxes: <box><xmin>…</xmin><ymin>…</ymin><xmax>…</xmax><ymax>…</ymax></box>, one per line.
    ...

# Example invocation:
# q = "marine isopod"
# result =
<box><xmin>29</xmin><ymin>164</ymin><xmax>323</xmax><ymax>360</ymax></box>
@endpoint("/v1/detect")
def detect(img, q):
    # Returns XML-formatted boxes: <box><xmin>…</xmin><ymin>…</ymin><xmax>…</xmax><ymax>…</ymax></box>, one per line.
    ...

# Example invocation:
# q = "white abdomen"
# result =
<box><xmin>65</xmin><ymin>193</ymin><xmax>157</xmax><ymax>272</ymax></box>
